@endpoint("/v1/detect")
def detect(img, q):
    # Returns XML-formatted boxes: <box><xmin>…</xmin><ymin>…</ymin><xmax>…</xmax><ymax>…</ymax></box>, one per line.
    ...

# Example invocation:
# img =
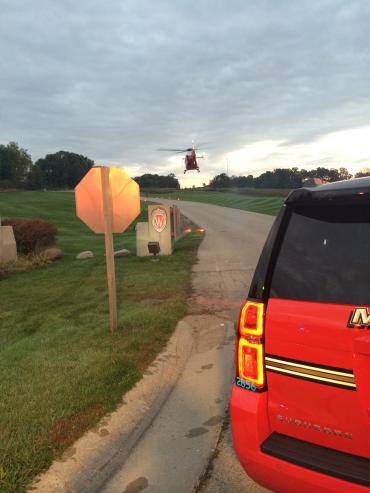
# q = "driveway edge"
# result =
<box><xmin>30</xmin><ymin>317</ymin><xmax>194</xmax><ymax>493</ymax></box>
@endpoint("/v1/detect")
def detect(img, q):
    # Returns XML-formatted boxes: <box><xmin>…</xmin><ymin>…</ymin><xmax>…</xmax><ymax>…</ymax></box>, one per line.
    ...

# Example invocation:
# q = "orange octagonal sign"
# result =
<box><xmin>75</xmin><ymin>166</ymin><xmax>140</xmax><ymax>234</ymax></box>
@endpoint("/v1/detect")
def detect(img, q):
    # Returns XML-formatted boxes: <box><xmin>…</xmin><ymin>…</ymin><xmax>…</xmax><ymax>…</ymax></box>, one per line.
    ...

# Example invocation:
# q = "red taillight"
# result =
<box><xmin>236</xmin><ymin>300</ymin><xmax>265</xmax><ymax>390</ymax></box>
<box><xmin>239</xmin><ymin>301</ymin><xmax>264</xmax><ymax>336</ymax></box>
<box><xmin>238</xmin><ymin>339</ymin><xmax>264</xmax><ymax>386</ymax></box>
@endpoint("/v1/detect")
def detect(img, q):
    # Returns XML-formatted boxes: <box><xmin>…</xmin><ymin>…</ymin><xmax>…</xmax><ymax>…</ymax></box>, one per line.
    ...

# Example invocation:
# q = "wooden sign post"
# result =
<box><xmin>75</xmin><ymin>166</ymin><xmax>140</xmax><ymax>333</ymax></box>
<box><xmin>101</xmin><ymin>167</ymin><xmax>117</xmax><ymax>332</ymax></box>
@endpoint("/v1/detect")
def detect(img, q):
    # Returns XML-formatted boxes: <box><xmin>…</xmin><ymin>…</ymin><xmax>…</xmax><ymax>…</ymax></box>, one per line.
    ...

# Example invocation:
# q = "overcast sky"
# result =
<box><xmin>1</xmin><ymin>0</ymin><xmax>370</xmax><ymax>186</ymax></box>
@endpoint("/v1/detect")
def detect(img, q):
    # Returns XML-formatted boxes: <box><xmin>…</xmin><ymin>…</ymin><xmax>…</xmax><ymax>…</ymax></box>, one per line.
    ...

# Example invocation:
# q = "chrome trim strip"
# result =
<box><xmin>265</xmin><ymin>355</ymin><xmax>356</xmax><ymax>389</ymax></box>
<box><xmin>265</xmin><ymin>364</ymin><xmax>356</xmax><ymax>388</ymax></box>
<box><xmin>265</xmin><ymin>356</ymin><xmax>352</xmax><ymax>377</ymax></box>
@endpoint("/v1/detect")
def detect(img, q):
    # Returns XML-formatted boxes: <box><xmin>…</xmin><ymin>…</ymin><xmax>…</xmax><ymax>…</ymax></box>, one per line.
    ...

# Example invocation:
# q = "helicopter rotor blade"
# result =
<box><xmin>158</xmin><ymin>148</ymin><xmax>188</xmax><ymax>153</ymax></box>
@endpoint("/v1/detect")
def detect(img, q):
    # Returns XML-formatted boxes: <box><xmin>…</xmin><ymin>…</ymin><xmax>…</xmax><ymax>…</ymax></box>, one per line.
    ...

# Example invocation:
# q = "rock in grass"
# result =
<box><xmin>76</xmin><ymin>250</ymin><xmax>94</xmax><ymax>259</ymax></box>
<box><xmin>114</xmin><ymin>249</ymin><xmax>131</xmax><ymax>257</ymax></box>
<box><xmin>42</xmin><ymin>247</ymin><xmax>64</xmax><ymax>261</ymax></box>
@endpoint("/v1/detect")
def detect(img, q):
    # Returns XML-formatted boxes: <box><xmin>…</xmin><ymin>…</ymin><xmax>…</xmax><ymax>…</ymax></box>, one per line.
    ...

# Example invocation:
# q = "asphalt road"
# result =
<box><xmin>102</xmin><ymin>200</ymin><xmax>273</xmax><ymax>493</ymax></box>
<box><xmin>167</xmin><ymin>201</ymin><xmax>273</xmax><ymax>493</ymax></box>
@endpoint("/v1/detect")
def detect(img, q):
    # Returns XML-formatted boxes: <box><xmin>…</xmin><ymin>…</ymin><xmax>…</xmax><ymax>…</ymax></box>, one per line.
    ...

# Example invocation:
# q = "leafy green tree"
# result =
<box><xmin>26</xmin><ymin>164</ymin><xmax>42</xmax><ymax>190</ymax></box>
<box><xmin>254</xmin><ymin>168</ymin><xmax>302</xmax><ymax>188</ymax></box>
<box><xmin>134</xmin><ymin>173</ymin><xmax>180</xmax><ymax>189</ymax></box>
<box><xmin>337</xmin><ymin>167</ymin><xmax>352</xmax><ymax>180</ymax></box>
<box><xmin>355</xmin><ymin>168</ymin><xmax>370</xmax><ymax>178</ymax></box>
<box><xmin>254</xmin><ymin>171</ymin><xmax>273</xmax><ymax>188</ymax></box>
<box><xmin>0</xmin><ymin>142</ymin><xmax>33</xmax><ymax>188</ymax></box>
<box><xmin>35</xmin><ymin>151</ymin><xmax>94</xmax><ymax>189</ymax></box>
<box><xmin>208</xmin><ymin>173</ymin><xmax>232</xmax><ymax>188</ymax></box>
<box><xmin>231</xmin><ymin>174</ymin><xmax>254</xmax><ymax>187</ymax></box>
<box><xmin>305</xmin><ymin>167</ymin><xmax>341</xmax><ymax>182</ymax></box>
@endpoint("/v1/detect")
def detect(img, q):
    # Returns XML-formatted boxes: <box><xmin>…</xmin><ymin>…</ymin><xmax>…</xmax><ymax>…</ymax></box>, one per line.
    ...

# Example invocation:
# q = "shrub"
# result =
<box><xmin>0</xmin><ymin>253</ymin><xmax>51</xmax><ymax>280</ymax></box>
<box><xmin>0</xmin><ymin>180</ymin><xmax>16</xmax><ymax>190</ymax></box>
<box><xmin>2</xmin><ymin>218</ymin><xmax>57</xmax><ymax>254</ymax></box>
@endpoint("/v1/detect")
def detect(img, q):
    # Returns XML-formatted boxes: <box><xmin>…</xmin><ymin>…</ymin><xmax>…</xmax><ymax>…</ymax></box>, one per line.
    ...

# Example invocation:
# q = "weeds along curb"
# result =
<box><xmin>30</xmin><ymin>317</ymin><xmax>194</xmax><ymax>493</ymax></box>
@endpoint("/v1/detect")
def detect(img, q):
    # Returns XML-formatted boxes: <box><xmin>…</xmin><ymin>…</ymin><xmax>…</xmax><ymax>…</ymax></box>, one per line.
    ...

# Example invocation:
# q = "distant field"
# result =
<box><xmin>147</xmin><ymin>190</ymin><xmax>286</xmax><ymax>216</ymax></box>
<box><xmin>142</xmin><ymin>187</ymin><xmax>290</xmax><ymax>198</ymax></box>
<box><xmin>0</xmin><ymin>191</ymin><xmax>201</xmax><ymax>493</ymax></box>
<box><xmin>210</xmin><ymin>187</ymin><xmax>290</xmax><ymax>197</ymax></box>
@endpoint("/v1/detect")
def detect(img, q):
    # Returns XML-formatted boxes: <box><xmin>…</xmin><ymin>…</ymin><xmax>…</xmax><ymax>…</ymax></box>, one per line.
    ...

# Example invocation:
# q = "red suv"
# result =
<box><xmin>231</xmin><ymin>177</ymin><xmax>370</xmax><ymax>493</ymax></box>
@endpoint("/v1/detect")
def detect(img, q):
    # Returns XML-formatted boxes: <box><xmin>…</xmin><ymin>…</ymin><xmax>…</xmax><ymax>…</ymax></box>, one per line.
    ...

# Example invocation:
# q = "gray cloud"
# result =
<box><xmin>1</xmin><ymin>0</ymin><xmax>370</xmax><ymax>179</ymax></box>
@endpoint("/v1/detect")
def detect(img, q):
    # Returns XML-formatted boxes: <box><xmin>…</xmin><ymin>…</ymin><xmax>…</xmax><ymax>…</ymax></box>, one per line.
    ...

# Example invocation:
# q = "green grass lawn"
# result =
<box><xmin>148</xmin><ymin>190</ymin><xmax>285</xmax><ymax>215</ymax></box>
<box><xmin>0</xmin><ymin>191</ymin><xmax>202</xmax><ymax>493</ymax></box>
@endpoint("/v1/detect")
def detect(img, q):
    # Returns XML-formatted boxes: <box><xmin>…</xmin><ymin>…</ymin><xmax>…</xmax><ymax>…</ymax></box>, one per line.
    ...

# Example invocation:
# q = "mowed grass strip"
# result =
<box><xmin>149</xmin><ymin>190</ymin><xmax>285</xmax><ymax>215</ymax></box>
<box><xmin>0</xmin><ymin>191</ymin><xmax>202</xmax><ymax>493</ymax></box>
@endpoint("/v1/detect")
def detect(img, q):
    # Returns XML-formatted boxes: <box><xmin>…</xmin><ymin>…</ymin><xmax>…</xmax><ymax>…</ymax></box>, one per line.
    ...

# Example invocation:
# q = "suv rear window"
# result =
<box><xmin>270</xmin><ymin>204</ymin><xmax>370</xmax><ymax>305</ymax></box>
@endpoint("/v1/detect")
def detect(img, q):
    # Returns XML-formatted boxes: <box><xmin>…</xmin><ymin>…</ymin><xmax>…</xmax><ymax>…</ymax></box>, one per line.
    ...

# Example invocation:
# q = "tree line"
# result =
<box><xmin>0</xmin><ymin>142</ymin><xmax>181</xmax><ymax>190</ymax></box>
<box><xmin>0</xmin><ymin>142</ymin><xmax>94</xmax><ymax>189</ymax></box>
<box><xmin>0</xmin><ymin>141</ymin><xmax>369</xmax><ymax>190</ymax></box>
<box><xmin>208</xmin><ymin>166</ymin><xmax>369</xmax><ymax>189</ymax></box>
<box><xmin>134</xmin><ymin>173</ymin><xmax>180</xmax><ymax>189</ymax></box>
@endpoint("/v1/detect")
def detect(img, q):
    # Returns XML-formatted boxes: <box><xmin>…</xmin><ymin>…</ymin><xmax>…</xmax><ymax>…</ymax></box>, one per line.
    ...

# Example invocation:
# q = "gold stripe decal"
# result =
<box><xmin>265</xmin><ymin>356</ymin><xmax>356</xmax><ymax>389</ymax></box>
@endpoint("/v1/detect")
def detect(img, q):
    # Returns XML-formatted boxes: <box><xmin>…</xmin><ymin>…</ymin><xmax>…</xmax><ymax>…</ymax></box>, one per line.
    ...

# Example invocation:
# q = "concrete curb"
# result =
<box><xmin>99</xmin><ymin>312</ymin><xmax>235</xmax><ymax>493</ymax></box>
<box><xmin>30</xmin><ymin>317</ymin><xmax>194</xmax><ymax>493</ymax></box>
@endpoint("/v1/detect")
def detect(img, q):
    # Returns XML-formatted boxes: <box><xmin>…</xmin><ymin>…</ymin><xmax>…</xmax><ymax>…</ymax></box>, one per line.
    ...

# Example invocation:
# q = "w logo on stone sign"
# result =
<box><xmin>152</xmin><ymin>208</ymin><xmax>167</xmax><ymax>233</ymax></box>
<box><xmin>347</xmin><ymin>307</ymin><xmax>370</xmax><ymax>328</ymax></box>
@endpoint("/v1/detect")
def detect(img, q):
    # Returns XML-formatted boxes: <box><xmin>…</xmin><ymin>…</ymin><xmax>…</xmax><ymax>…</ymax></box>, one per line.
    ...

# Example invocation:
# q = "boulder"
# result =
<box><xmin>76</xmin><ymin>250</ymin><xmax>94</xmax><ymax>259</ymax></box>
<box><xmin>114</xmin><ymin>248</ymin><xmax>131</xmax><ymax>257</ymax></box>
<box><xmin>42</xmin><ymin>247</ymin><xmax>64</xmax><ymax>261</ymax></box>
<box><xmin>0</xmin><ymin>225</ymin><xmax>17</xmax><ymax>263</ymax></box>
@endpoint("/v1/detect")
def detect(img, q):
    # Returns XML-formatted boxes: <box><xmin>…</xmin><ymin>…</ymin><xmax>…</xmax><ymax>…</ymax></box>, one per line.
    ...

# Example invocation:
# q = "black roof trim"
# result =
<box><xmin>286</xmin><ymin>176</ymin><xmax>370</xmax><ymax>205</ymax></box>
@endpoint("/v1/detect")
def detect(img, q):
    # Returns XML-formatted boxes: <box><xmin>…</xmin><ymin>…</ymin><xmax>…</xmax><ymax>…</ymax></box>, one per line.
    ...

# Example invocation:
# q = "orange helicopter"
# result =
<box><xmin>159</xmin><ymin>143</ymin><xmax>205</xmax><ymax>173</ymax></box>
